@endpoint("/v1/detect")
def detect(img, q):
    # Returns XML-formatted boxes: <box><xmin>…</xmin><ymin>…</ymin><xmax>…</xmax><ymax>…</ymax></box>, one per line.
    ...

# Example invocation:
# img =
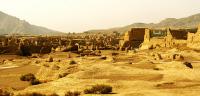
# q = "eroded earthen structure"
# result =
<box><xmin>187</xmin><ymin>24</ymin><xmax>200</xmax><ymax>49</ymax></box>
<box><xmin>120</xmin><ymin>26</ymin><xmax>198</xmax><ymax>50</ymax></box>
<box><xmin>119</xmin><ymin>28</ymin><xmax>146</xmax><ymax>50</ymax></box>
<box><xmin>140</xmin><ymin>28</ymin><xmax>191</xmax><ymax>50</ymax></box>
<box><xmin>0</xmin><ymin>32</ymin><xmax>120</xmax><ymax>55</ymax></box>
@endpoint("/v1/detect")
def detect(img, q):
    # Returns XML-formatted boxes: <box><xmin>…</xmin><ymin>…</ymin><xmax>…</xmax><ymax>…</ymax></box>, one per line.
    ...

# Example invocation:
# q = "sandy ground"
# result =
<box><xmin>0</xmin><ymin>65</ymin><xmax>39</xmax><ymax>90</ymax></box>
<box><xmin>1</xmin><ymin>49</ymin><xmax>200</xmax><ymax>96</ymax></box>
<box><xmin>0</xmin><ymin>55</ymin><xmax>40</xmax><ymax>90</ymax></box>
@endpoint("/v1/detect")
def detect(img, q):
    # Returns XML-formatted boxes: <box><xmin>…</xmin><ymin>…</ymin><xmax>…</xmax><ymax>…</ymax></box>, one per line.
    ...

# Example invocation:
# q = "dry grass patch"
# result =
<box><xmin>69</xmin><ymin>60</ymin><xmax>77</xmax><ymax>65</ymax></box>
<box><xmin>16</xmin><ymin>92</ymin><xmax>59</xmax><ymax>96</ymax></box>
<box><xmin>20</xmin><ymin>73</ymin><xmax>36</xmax><ymax>81</ymax></box>
<box><xmin>84</xmin><ymin>84</ymin><xmax>112</xmax><ymax>94</ymax></box>
<box><xmin>65</xmin><ymin>91</ymin><xmax>81</xmax><ymax>96</ymax></box>
<box><xmin>20</xmin><ymin>73</ymin><xmax>41</xmax><ymax>85</ymax></box>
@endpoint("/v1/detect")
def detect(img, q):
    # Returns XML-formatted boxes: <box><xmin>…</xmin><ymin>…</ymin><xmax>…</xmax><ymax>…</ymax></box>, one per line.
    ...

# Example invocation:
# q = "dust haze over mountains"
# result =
<box><xmin>1</xmin><ymin>1</ymin><xmax>200</xmax><ymax>96</ymax></box>
<box><xmin>1</xmin><ymin>11</ymin><xmax>200</xmax><ymax>35</ymax></box>
<box><xmin>0</xmin><ymin>11</ymin><xmax>63</xmax><ymax>35</ymax></box>
<box><xmin>0</xmin><ymin>0</ymin><xmax>200</xmax><ymax>34</ymax></box>
<box><xmin>85</xmin><ymin>13</ymin><xmax>200</xmax><ymax>33</ymax></box>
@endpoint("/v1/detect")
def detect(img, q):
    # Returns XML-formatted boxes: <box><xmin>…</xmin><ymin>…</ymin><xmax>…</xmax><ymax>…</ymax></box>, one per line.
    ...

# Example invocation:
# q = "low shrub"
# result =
<box><xmin>31</xmin><ymin>55</ymin><xmax>38</xmax><ymax>58</ymax></box>
<box><xmin>47</xmin><ymin>56</ymin><xmax>53</xmax><ymax>62</ymax></box>
<box><xmin>99</xmin><ymin>56</ymin><xmax>107</xmax><ymax>60</ymax></box>
<box><xmin>153</xmin><ymin>68</ymin><xmax>160</xmax><ymax>70</ymax></box>
<box><xmin>0</xmin><ymin>89</ymin><xmax>12</xmax><ymax>96</ymax></box>
<box><xmin>52</xmin><ymin>65</ymin><xmax>60</xmax><ymax>70</ymax></box>
<box><xmin>69</xmin><ymin>60</ymin><xmax>77</xmax><ymax>65</ymax></box>
<box><xmin>58</xmin><ymin>73</ymin><xmax>69</xmax><ymax>78</ymax></box>
<box><xmin>16</xmin><ymin>92</ymin><xmax>45</xmax><ymax>96</ymax></box>
<box><xmin>49</xmin><ymin>93</ymin><xmax>59</xmax><ymax>96</ymax></box>
<box><xmin>20</xmin><ymin>73</ymin><xmax>36</xmax><ymax>81</ymax></box>
<box><xmin>183</xmin><ymin>62</ymin><xmax>193</xmax><ymax>69</ymax></box>
<box><xmin>65</xmin><ymin>91</ymin><xmax>81</xmax><ymax>96</ymax></box>
<box><xmin>20</xmin><ymin>73</ymin><xmax>41</xmax><ymax>85</ymax></box>
<box><xmin>111</xmin><ymin>52</ymin><xmax>119</xmax><ymax>56</ymax></box>
<box><xmin>43</xmin><ymin>63</ymin><xmax>50</xmax><ymax>67</ymax></box>
<box><xmin>84</xmin><ymin>84</ymin><xmax>112</xmax><ymax>94</ymax></box>
<box><xmin>17</xmin><ymin>92</ymin><xmax>58</xmax><ymax>96</ymax></box>
<box><xmin>30</xmin><ymin>79</ymin><xmax>41</xmax><ymax>85</ymax></box>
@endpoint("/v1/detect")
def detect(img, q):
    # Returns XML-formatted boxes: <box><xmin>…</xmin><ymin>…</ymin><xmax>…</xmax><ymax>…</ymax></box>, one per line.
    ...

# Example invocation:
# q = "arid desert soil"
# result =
<box><xmin>0</xmin><ymin>65</ymin><xmax>39</xmax><ymax>90</ymax></box>
<box><xmin>0</xmin><ymin>55</ymin><xmax>40</xmax><ymax>90</ymax></box>
<box><xmin>1</xmin><ymin>49</ymin><xmax>200</xmax><ymax>96</ymax></box>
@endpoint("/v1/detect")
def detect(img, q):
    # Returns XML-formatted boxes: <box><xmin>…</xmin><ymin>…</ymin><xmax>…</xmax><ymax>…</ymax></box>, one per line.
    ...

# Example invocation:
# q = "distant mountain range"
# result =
<box><xmin>85</xmin><ymin>13</ymin><xmax>200</xmax><ymax>34</ymax></box>
<box><xmin>1</xmin><ymin>11</ymin><xmax>200</xmax><ymax>35</ymax></box>
<box><xmin>0</xmin><ymin>11</ymin><xmax>64</xmax><ymax>35</ymax></box>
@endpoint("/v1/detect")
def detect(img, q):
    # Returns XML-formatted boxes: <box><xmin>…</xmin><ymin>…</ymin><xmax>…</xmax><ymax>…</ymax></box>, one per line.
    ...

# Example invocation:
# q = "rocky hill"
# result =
<box><xmin>0</xmin><ymin>11</ymin><xmax>64</xmax><ymax>35</ymax></box>
<box><xmin>85</xmin><ymin>13</ymin><xmax>200</xmax><ymax>34</ymax></box>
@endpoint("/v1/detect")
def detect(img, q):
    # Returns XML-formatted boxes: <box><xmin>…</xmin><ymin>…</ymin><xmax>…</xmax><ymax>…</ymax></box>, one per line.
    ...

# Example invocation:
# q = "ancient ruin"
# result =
<box><xmin>119</xmin><ymin>25</ymin><xmax>199</xmax><ymax>50</ymax></box>
<box><xmin>119</xmin><ymin>28</ymin><xmax>146</xmax><ymax>50</ymax></box>
<box><xmin>187</xmin><ymin>24</ymin><xmax>200</xmax><ymax>49</ymax></box>
<box><xmin>1</xmin><ymin>4</ymin><xmax>200</xmax><ymax>95</ymax></box>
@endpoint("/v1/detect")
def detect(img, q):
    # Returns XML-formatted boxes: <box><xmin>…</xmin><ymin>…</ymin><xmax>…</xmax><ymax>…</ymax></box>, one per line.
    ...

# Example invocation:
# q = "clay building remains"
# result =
<box><xmin>120</xmin><ymin>25</ymin><xmax>199</xmax><ymax>50</ymax></box>
<box><xmin>0</xmin><ymin>32</ymin><xmax>120</xmax><ymax>55</ymax></box>
<box><xmin>187</xmin><ymin>24</ymin><xmax>200</xmax><ymax>50</ymax></box>
<box><xmin>119</xmin><ymin>28</ymin><xmax>146</xmax><ymax>50</ymax></box>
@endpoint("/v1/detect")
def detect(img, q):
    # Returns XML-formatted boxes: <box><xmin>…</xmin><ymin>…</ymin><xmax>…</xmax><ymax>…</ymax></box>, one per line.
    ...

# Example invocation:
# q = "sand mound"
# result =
<box><xmin>156</xmin><ymin>61</ymin><xmax>200</xmax><ymax>81</ymax></box>
<box><xmin>36</xmin><ymin>61</ymin><xmax>79</xmax><ymax>81</ymax></box>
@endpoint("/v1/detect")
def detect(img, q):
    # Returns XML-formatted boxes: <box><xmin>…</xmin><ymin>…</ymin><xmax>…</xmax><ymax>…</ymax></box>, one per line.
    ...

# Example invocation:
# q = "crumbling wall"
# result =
<box><xmin>120</xmin><ymin>28</ymin><xmax>146</xmax><ymax>50</ymax></box>
<box><xmin>140</xmin><ymin>29</ymin><xmax>151</xmax><ymax>50</ymax></box>
<box><xmin>140</xmin><ymin>28</ymin><xmax>190</xmax><ymax>50</ymax></box>
<box><xmin>130</xmin><ymin>28</ymin><xmax>146</xmax><ymax>41</ymax></box>
<box><xmin>140</xmin><ymin>29</ymin><xmax>168</xmax><ymax>50</ymax></box>
<box><xmin>169</xmin><ymin>29</ymin><xmax>188</xmax><ymax>40</ymax></box>
<box><xmin>165</xmin><ymin>28</ymin><xmax>174</xmax><ymax>47</ymax></box>
<box><xmin>187</xmin><ymin>24</ymin><xmax>200</xmax><ymax>49</ymax></box>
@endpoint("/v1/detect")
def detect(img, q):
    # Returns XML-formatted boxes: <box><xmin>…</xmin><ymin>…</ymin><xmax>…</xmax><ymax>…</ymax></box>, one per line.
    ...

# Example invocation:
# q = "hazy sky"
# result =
<box><xmin>0</xmin><ymin>0</ymin><xmax>200</xmax><ymax>32</ymax></box>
